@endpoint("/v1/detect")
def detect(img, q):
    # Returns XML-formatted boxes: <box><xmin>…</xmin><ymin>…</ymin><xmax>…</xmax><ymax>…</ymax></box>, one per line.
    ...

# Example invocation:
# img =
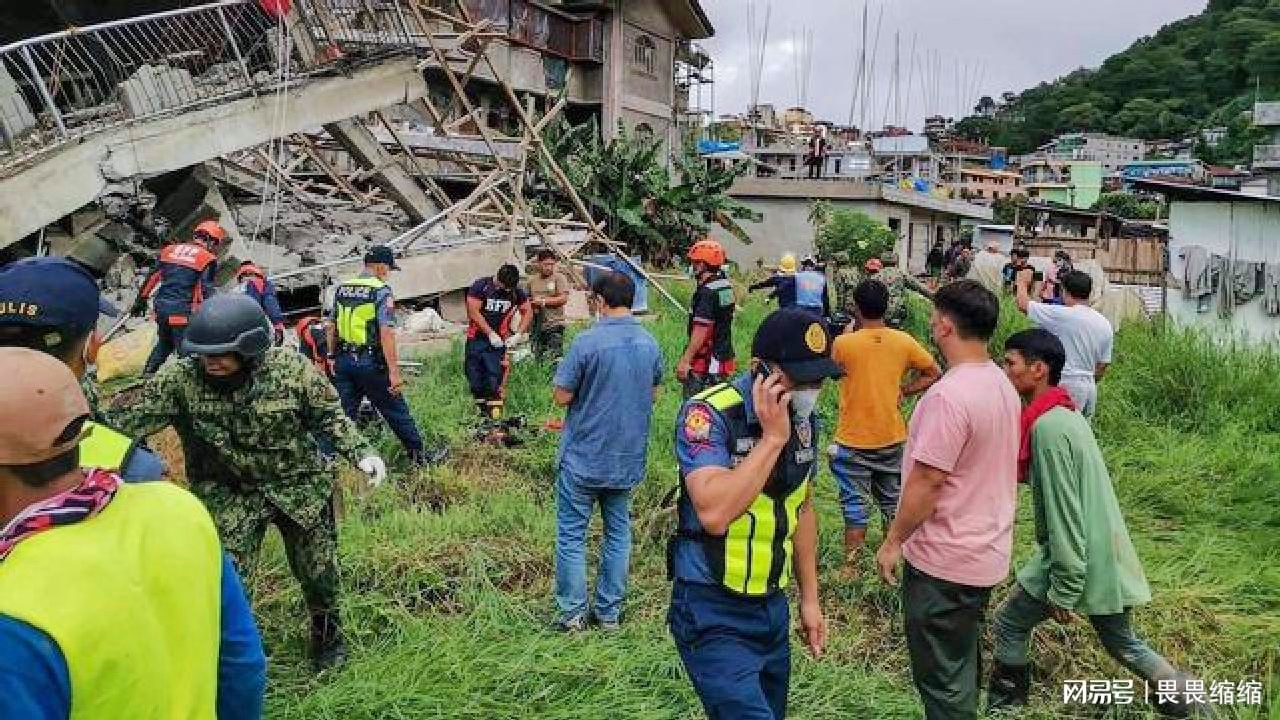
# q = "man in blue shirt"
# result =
<box><xmin>551</xmin><ymin>271</ymin><xmax>663</xmax><ymax>632</ymax></box>
<box><xmin>0</xmin><ymin>257</ymin><xmax>166</xmax><ymax>481</ymax></box>
<box><xmin>0</xmin><ymin>347</ymin><xmax>266</xmax><ymax>720</ymax></box>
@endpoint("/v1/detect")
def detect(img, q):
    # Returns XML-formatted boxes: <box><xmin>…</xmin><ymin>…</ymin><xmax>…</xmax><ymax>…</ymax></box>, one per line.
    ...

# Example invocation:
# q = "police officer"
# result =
<box><xmin>0</xmin><ymin>257</ymin><xmax>166</xmax><ymax>481</ymax></box>
<box><xmin>105</xmin><ymin>294</ymin><xmax>386</xmax><ymax>670</ymax></box>
<box><xmin>236</xmin><ymin>261</ymin><xmax>286</xmax><ymax>345</ymax></box>
<box><xmin>0</xmin><ymin>348</ymin><xmax>266</xmax><ymax>720</ymax></box>
<box><xmin>794</xmin><ymin>256</ymin><xmax>831</xmax><ymax>318</ymax></box>
<box><xmin>327</xmin><ymin>245</ymin><xmax>432</xmax><ymax>465</ymax></box>
<box><xmin>677</xmin><ymin>238</ymin><xmax>736</xmax><ymax>398</ymax></box>
<box><xmin>464</xmin><ymin>263</ymin><xmax>533</xmax><ymax>419</ymax></box>
<box><xmin>138</xmin><ymin>219</ymin><xmax>226</xmax><ymax>374</ymax></box>
<box><xmin>670</xmin><ymin>308</ymin><xmax>840</xmax><ymax>719</ymax></box>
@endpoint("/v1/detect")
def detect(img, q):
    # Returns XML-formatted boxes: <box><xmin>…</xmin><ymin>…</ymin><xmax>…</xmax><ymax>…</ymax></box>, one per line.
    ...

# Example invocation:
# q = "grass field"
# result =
<box><xmin>249</xmin><ymin>286</ymin><xmax>1279</xmax><ymax>719</ymax></box>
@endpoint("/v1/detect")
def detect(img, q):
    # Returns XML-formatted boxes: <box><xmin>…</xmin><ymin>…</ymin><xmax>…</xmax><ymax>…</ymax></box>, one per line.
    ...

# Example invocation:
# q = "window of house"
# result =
<box><xmin>834</xmin><ymin>159</ymin><xmax>842</xmax><ymax>174</ymax></box>
<box><xmin>635</xmin><ymin>123</ymin><xmax>654</xmax><ymax>142</ymax></box>
<box><xmin>976</xmin><ymin>189</ymin><xmax>984</xmax><ymax>198</ymax></box>
<box><xmin>633</xmin><ymin>35</ymin><xmax>657</xmax><ymax>77</ymax></box>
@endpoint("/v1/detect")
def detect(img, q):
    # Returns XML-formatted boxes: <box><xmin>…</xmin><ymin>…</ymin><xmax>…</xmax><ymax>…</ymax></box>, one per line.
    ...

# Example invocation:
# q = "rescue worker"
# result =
<box><xmin>0</xmin><ymin>348</ymin><xmax>266</xmax><ymax>720</ymax></box>
<box><xmin>831</xmin><ymin>251</ymin><xmax>862</xmax><ymax>317</ymax></box>
<box><xmin>105</xmin><ymin>294</ymin><xmax>387</xmax><ymax>670</ymax></box>
<box><xmin>297</xmin><ymin>315</ymin><xmax>333</xmax><ymax>379</ymax></box>
<box><xmin>138</xmin><ymin>219</ymin><xmax>226</xmax><ymax>375</ymax></box>
<box><xmin>0</xmin><ymin>257</ymin><xmax>165</xmax><ymax>481</ymax></box>
<box><xmin>868</xmin><ymin>252</ymin><xmax>933</xmax><ymax>328</ymax></box>
<box><xmin>326</xmin><ymin>246</ymin><xmax>432</xmax><ymax>465</ymax></box>
<box><xmin>794</xmin><ymin>256</ymin><xmax>831</xmax><ymax>319</ymax></box>
<box><xmin>677</xmin><ymin>239</ymin><xmax>736</xmax><ymax>398</ymax></box>
<box><xmin>748</xmin><ymin>253</ymin><xmax>798</xmax><ymax>307</ymax></box>
<box><xmin>669</xmin><ymin>308</ymin><xmax>840</xmax><ymax>718</ymax></box>
<box><xmin>464</xmin><ymin>263</ymin><xmax>533</xmax><ymax>419</ymax></box>
<box><xmin>525</xmin><ymin>249</ymin><xmax>571</xmax><ymax>362</ymax></box>
<box><xmin>236</xmin><ymin>261</ymin><xmax>286</xmax><ymax>345</ymax></box>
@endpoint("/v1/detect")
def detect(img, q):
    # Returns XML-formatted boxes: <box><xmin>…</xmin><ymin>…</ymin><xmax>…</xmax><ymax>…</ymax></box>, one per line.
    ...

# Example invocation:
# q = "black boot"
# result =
<box><xmin>987</xmin><ymin>661</ymin><xmax>1031</xmax><ymax>712</ymax></box>
<box><xmin>310</xmin><ymin>609</ymin><xmax>348</xmax><ymax>672</ymax></box>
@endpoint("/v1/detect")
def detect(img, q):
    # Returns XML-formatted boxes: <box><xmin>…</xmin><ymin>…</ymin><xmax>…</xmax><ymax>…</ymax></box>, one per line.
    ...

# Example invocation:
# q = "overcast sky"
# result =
<box><xmin>697</xmin><ymin>0</ymin><xmax>1207</xmax><ymax>132</ymax></box>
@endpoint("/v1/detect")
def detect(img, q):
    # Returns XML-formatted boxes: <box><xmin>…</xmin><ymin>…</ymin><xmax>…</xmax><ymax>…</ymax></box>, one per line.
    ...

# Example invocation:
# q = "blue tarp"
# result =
<box><xmin>583</xmin><ymin>255</ymin><xmax>650</xmax><ymax>313</ymax></box>
<box><xmin>698</xmin><ymin>140</ymin><xmax>742</xmax><ymax>155</ymax></box>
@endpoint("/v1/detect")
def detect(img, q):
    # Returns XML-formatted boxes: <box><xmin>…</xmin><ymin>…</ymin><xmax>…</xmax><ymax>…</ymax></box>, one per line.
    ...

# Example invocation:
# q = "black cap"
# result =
<box><xmin>751</xmin><ymin>308</ymin><xmax>842</xmax><ymax>383</ymax></box>
<box><xmin>364</xmin><ymin>245</ymin><xmax>400</xmax><ymax>270</ymax></box>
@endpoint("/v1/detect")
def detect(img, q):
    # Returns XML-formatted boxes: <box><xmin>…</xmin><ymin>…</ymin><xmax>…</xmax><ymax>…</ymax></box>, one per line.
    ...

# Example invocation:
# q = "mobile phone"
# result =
<box><xmin>755</xmin><ymin>360</ymin><xmax>775</xmax><ymax>379</ymax></box>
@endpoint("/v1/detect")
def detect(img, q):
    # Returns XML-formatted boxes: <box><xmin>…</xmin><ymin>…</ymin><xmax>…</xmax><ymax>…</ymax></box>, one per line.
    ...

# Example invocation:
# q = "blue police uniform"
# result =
<box><xmin>794</xmin><ymin>270</ymin><xmax>829</xmax><ymax>317</ymax></box>
<box><xmin>328</xmin><ymin>272</ymin><xmax>425</xmax><ymax>457</ymax></box>
<box><xmin>670</xmin><ymin>373</ymin><xmax>818</xmax><ymax>720</ymax></box>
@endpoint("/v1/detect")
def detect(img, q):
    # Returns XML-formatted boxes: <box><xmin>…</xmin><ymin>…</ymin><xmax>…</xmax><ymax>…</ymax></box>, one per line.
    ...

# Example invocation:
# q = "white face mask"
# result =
<box><xmin>790</xmin><ymin>387</ymin><xmax>821</xmax><ymax>417</ymax></box>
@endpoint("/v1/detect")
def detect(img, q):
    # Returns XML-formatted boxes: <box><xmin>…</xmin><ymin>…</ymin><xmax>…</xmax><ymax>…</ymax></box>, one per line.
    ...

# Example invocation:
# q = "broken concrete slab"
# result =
<box><xmin>120</xmin><ymin>64</ymin><xmax>199</xmax><ymax>118</ymax></box>
<box><xmin>0</xmin><ymin>65</ymin><xmax>36</xmax><ymax>146</ymax></box>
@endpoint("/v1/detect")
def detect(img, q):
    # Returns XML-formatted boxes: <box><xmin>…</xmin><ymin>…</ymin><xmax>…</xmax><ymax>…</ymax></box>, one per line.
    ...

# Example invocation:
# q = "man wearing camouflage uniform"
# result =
<box><xmin>107</xmin><ymin>294</ymin><xmax>387</xmax><ymax>670</ymax></box>
<box><xmin>870</xmin><ymin>253</ymin><xmax>934</xmax><ymax>328</ymax></box>
<box><xmin>831</xmin><ymin>252</ymin><xmax>863</xmax><ymax>317</ymax></box>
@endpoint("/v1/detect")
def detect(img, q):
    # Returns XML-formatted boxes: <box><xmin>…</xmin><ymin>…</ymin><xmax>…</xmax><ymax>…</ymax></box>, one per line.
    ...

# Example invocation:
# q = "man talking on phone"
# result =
<box><xmin>668</xmin><ymin>307</ymin><xmax>841</xmax><ymax>719</ymax></box>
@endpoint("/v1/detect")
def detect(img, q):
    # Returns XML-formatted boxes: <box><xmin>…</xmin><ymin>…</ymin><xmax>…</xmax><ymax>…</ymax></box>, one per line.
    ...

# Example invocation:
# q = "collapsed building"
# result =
<box><xmin>0</xmin><ymin>0</ymin><xmax>714</xmax><ymax>325</ymax></box>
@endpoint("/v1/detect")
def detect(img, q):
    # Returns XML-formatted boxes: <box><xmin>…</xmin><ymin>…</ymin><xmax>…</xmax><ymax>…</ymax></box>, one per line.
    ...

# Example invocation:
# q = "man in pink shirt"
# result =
<box><xmin>875</xmin><ymin>279</ymin><xmax>1020</xmax><ymax>720</ymax></box>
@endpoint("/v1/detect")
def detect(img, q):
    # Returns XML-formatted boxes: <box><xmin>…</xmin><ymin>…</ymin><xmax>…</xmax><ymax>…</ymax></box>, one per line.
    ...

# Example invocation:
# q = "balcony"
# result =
<box><xmin>1254</xmin><ymin>144</ymin><xmax>1280</xmax><ymax>170</ymax></box>
<box><xmin>456</xmin><ymin>0</ymin><xmax>605</xmax><ymax>62</ymax></box>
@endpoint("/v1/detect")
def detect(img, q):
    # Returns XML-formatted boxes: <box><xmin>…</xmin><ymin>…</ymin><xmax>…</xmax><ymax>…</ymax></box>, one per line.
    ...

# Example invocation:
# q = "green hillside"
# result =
<box><xmin>957</xmin><ymin>0</ymin><xmax>1280</xmax><ymax>162</ymax></box>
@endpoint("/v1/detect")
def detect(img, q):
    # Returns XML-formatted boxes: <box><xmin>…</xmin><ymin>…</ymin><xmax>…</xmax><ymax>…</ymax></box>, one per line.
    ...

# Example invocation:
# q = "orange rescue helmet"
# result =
<box><xmin>193</xmin><ymin>220</ymin><xmax>228</xmax><ymax>246</ymax></box>
<box><xmin>687</xmin><ymin>238</ymin><xmax>726</xmax><ymax>268</ymax></box>
<box><xmin>864</xmin><ymin>258</ymin><xmax>884</xmax><ymax>273</ymax></box>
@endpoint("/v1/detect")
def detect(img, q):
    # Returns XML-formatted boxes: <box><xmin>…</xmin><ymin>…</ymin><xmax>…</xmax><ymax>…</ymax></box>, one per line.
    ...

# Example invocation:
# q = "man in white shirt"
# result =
<box><xmin>1015</xmin><ymin>268</ymin><xmax>1113</xmax><ymax>418</ymax></box>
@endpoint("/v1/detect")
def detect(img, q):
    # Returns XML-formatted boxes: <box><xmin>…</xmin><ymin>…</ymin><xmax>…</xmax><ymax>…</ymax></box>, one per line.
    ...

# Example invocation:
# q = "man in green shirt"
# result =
<box><xmin>991</xmin><ymin>329</ymin><xmax>1184</xmax><ymax>712</ymax></box>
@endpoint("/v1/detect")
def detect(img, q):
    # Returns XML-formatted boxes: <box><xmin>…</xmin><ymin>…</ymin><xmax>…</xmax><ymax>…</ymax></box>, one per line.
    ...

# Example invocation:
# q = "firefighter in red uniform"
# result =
<box><xmin>676</xmin><ymin>238</ymin><xmax>737</xmax><ymax>398</ymax></box>
<box><xmin>464</xmin><ymin>264</ymin><xmax>533</xmax><ymax>418</ymax></box>
<box><xmin>138</xmin><ymin>220</ymin><xmax>226</xmax><ymax>375</ymax></box>
<box><xmin>236</xmin><ymin>261</ymin><xmax>286</xmax><ymax>345</ymax></box>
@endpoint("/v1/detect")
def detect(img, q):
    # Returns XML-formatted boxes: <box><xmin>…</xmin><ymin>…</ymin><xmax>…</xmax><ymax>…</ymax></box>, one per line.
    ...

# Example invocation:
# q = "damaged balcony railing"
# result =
<box><xmin>0</xmin><ymin>0</ymin><xmax>418</xmax><ymax>170</ymax></box>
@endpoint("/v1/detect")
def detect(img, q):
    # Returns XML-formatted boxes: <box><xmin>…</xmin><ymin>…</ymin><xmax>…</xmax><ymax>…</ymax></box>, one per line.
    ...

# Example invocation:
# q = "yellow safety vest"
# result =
<box><xmin>0</xmin><ymin>482</ymin><xmax>222</xmax><ymax>720</ymax></box>
<box><xmin>334</xmin><ymin>276</ymin><xmax>388</xmax><ymax>348</ymax></box>
<box><xmin>675</xmin><ymin>383</ymin><xmax>811</xmax><ymax>596</ymax></box>
<box><xmin>78</xmin><ymin>421</ymin><xmax>137</xmax><ymax>473</ymax></box>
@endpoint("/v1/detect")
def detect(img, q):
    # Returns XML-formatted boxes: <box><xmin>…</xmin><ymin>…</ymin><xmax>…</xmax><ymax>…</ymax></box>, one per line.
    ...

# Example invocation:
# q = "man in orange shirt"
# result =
<box><xmin>829</xmin><ymin>279</ymin><xmax>941</xmax><ymax>573</ymax></box>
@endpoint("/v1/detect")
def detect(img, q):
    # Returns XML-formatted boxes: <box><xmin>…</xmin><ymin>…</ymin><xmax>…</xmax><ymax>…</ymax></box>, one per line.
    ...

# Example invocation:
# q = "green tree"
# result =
<box><xmin>1092</xmin><ymin>192</ymin><xmax>1163</xmax><ymax>220</ymax></box>
<box><xmin>1247</xmin><ymin>31</ymin><xmax>1280</xmax><ymax>89</ymax></box>
<box><xmin>814</xmin><ymin>210</ymin><xmax>896</xmax><ymax>267</ymax></box>
<box><xmin>991</xmin><ymin>196</ymin><xmax>1020</xmax><ymax>225</ymax></box>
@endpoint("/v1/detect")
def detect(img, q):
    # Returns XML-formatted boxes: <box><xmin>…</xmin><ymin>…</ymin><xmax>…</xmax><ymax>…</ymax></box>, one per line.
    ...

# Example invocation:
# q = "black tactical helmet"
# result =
<box><xmin>183</xmin><ymin>294</ymin><xmax>272</xmax><ymax>360</ymax></box>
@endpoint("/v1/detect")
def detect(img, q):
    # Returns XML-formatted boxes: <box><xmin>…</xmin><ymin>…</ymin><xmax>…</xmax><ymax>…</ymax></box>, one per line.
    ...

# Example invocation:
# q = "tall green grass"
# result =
<box><xmin>256</xmin><ymin>285</ymin><xmax>1278</xmax><ymax>719</ymax></box>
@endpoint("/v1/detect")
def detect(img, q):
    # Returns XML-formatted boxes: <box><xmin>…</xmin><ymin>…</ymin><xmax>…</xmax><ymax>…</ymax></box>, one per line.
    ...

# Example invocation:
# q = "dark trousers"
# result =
<box><xmin>532</xmin><ymin>314</ymin><xmax>565</xmax><ymax>361</ymax></box>
<box><xmin>903</xmin><ymin>562</ymin><xmax>993</xmax><ymax>720</ymax></box>
<box><xmin>993</xmin><ymin>585</ymin><xmax>1175</xmax><ymax>680</ymax></box>
<box><xmin>669</xmin><ymin>581</ymin><xmax>790</xmax><ymax>720</ymax></box>
<box><xmin>144</xmin><ymin>317</ymin><xmax>187</xmax><ymax>375</ymax></box>
<box><xmin>464</xmin><ymin>338</ymin><xmax>508</xmax><ymax>412</ymax></box>
<box><xmin>333</xmin><ymin>350</ymin><xmax>423</xmax><ymax>452</ymax></box>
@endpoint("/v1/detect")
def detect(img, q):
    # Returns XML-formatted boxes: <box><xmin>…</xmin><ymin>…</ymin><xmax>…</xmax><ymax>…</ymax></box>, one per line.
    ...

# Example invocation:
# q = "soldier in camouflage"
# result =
<box><xmin>870</xmin><ymin>253</ymin><xmax>934</xmax><ymax>328</ymax></box>
<box><xmin>830</xmin><ymin>252</ymin><xmax>863</xmax><ymax>317</ymax></box>
<box><xmin>107</xmin><ymin>294</ymin><xmax>387</xmax><ymax>671</ymax></box>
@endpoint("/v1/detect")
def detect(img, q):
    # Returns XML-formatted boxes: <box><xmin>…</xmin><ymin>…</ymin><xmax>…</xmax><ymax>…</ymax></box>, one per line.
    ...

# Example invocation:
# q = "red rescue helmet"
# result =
<box><xmin>687</xmin><ymin>238</ymin><xmax>726</xmax><ymax>268</ymax></box>
<box><xmin>237</xmin><ymin>261</ymin><xmax>264</xmax><ymax>279</ymax></box>
<box><xmin>193</xmin><ymin>220</ymin><xmax>228</xmax><ymax>246</ymax></box>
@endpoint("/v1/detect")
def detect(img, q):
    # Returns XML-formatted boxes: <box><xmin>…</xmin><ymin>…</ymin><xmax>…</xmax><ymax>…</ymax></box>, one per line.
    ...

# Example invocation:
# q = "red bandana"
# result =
<box><xmin>1018</xmin><ymin>387</ymin><xmax>1076</xmax><ymax>484</ymax></box>
<box><xmin>0</xmin><ymin>469</ymin><xmax>121</xmax><ymax>561</ymax></box>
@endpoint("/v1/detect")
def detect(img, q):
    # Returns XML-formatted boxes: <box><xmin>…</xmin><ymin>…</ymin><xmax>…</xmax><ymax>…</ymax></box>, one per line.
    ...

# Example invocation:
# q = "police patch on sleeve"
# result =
<box><xmin>683</xmin><ymin>404</ymin><xmax>713</xmax><ymax>443</ymax></box>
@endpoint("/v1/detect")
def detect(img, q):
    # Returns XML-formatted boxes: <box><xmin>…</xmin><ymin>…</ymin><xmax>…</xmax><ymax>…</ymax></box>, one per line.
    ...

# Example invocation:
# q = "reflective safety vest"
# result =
<box><xmin>795</xmin><ymin>270</ymin><xmax>827</xmax><ymax>310</ymax></box>
<box><xmin>672</xmin><ymin>382</ymin><xmax>813</xmax><ymax>597</ymax></box>
<box><xmin>0</xmin><ymin>482</ymin><xmax>222</xmax><ymax>720</ymax></box>
<box><xmin>333</xmin><ymin>276</ymin><xmax>388</xmax><ymax>349</ymax></box>
<box><xmin>78</xmin><ymin>421</ymin><xmax>137</xmax><ymax>473</ymax></box>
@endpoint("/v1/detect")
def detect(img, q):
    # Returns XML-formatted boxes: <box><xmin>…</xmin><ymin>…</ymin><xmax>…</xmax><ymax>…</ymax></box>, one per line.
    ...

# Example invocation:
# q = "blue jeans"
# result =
<box><xmin>554</xmin><ymin>470</ymin><xmax>632</xmax><ymax>623</ymax></box>
<box><xmin>669</xmin><ymin>580</ymin><xmax>791</xmax><ymax>720</ymax></box>
<box><xmin>333</xmin><ymin>350</ymin><xmax>423</xmax><ymax>452</ymax></box>
<box><xmin>144</xmin><ymin>318</ymin><xmax>186</xmax><ymax>375</ymax></box>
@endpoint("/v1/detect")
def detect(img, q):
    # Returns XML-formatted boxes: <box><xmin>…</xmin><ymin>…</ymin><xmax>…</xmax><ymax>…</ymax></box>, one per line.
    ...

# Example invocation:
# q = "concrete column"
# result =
<box><xmin>322</xmin><ymin>118</ymin><xmax>439</xmax><ymax>223</ymax></box>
